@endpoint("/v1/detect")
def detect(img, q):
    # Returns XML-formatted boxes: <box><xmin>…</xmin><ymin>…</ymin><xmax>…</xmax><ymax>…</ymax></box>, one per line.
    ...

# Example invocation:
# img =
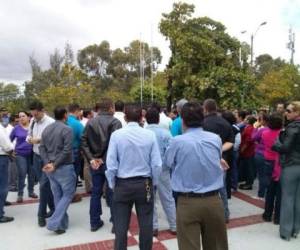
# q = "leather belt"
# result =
<box><xmin>177</xmin><ymin>190</ymin><xmax>218</xmax><ymax>198</ymax></box>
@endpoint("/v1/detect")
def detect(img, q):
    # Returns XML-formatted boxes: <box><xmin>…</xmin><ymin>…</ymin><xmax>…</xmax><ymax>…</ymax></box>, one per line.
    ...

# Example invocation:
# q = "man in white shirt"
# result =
<box><xmin>27</xmin><ymin>101</ymin><xmax>55</xmax><ymax>227</ymax></box>
<box><xmin>114</xmin><ymin>100</ymin><xmax>126</xmax><ymax>127</ymax></box>
<box><xmin>0</xmin><ymin>119</ymin><xmax>14</xmax><ymax>223</ymax></box>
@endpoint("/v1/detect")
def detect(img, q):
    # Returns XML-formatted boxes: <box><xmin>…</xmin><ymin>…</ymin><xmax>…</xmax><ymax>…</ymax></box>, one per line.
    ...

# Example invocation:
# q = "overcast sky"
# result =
<box><xmin>0</xmin><ymin>0</ymin><xmax>299</xmax><ymax>85</ymax></box>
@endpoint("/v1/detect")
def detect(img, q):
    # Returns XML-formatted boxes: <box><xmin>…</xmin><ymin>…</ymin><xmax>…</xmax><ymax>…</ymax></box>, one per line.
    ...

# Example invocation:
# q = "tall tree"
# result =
<box><xmin>64</xmin><ymin>42</ymin><xmax>74</xmax><ymax>65</ymax></box>
<box><xmin>159</xmin><ymin>2</ymin><xmax>256</xmax><ymax>108</ymax></box>
<box><xmin>77</xmin><ymin>41</ymin><xmax>111</xmax><ymax>77</ymax></box>
<box><xmin>50</xmin><ymin>48</ymin><xmax>64</xmax><ymax>75</ymax></box>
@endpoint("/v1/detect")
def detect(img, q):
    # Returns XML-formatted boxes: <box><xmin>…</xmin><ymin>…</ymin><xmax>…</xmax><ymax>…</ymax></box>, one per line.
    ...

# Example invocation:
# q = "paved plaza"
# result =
<box><xmin>1</xmin><ymin>182</ymin><xmax>299</xmax><ymax>250</ymax></box>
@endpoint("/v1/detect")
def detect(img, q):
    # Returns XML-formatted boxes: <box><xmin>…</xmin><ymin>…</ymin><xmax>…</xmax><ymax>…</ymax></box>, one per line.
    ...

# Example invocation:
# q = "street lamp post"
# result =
<box><xmin>250</xmin><ymin>21</ymin><xmax>267</xmax><ymax>67</ymax></box>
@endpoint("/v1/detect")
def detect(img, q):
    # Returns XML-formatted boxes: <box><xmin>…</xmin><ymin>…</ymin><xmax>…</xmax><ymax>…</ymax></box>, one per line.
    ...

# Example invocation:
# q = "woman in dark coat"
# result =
<box><xmin>272</xmin><ymin>101</ymin><xmax>300</xmax><ymax>241</ymax></box>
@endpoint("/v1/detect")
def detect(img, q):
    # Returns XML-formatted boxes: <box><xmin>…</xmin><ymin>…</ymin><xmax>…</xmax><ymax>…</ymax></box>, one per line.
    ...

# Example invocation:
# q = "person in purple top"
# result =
<box><xmin>252</xmin><ymin>113</ymin><xmax>269</xmax><ymax>198</ymax></box>
<box><xmin>10</xmin><ymin>111</ymin><xmax>38</xmax><ymax>203</ymax></box>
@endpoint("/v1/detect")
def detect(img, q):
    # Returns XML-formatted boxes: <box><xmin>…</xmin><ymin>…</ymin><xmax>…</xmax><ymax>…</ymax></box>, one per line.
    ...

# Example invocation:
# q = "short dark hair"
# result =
<box><xmin>181</xmin><ymin>102</ymin><xmax>204</xmax><ymax>128</ymax></box>
<box><xmin>115</xmin><ymin>100</ymin><xmax>125</xmax><ymax>112</ymax></box>
<box><xmin>238</xmin><ymin>110</ymin><xmax>247</xmax><ymax>120</ymax></box>
<box><xmin>29</xmin><ymin>100</ymin><xmax>44</xmax><ymax>111</ymax></box>
<box><xmin>99</xmin><ymin>98</ymin><xmax>114</xmax><ymax>112</ymax></box>
<box><xmin>68</xmin><ymin>103</ymin><xmax>80</xmax><ymax>113</ymax></box>
<box><xmin>10</xmin><ymin>114</ymin><xmax>18</xmax><ymax>123</ymax></box>
<box><xmin>247</xmin><ymin>115</ymin><xmax>257</xmax><ymax>125</ymax></box>
<box><xmin>268</xmin><ymin>112</ymin><xmax>283</xmax><ymax>130</ymax></box>
<box><xmin>145</xmin><ymin>107</ymin><xmax>159</xmax><ymax>124</ymax></box>
<box><xmin>54</xmin><ymin>106</ymin><xmax>67</xmax><ymax>120</ymax></box>
<box><xmin>203</xmin><ymin>99</ymin><xmax>217</xmax><ymax>113</ymax></box>
<box><xmin>222</xmin><ymin>111</ymin><xmax>237</xmax><ymax>125</ymax></box>
<box><xmin>125</xmin><ymin>105</ymin><xmax>142</xmax><ymax>122</ymax></box>
<box><xmin>150</xmin><ymin>102</ymin><xmax>161</xmax><ymax>112</ymax></box>
<box><xmin>82</xmin><ymin>109</ymin><xmax>92</xmax><ymax>118</ymax></box>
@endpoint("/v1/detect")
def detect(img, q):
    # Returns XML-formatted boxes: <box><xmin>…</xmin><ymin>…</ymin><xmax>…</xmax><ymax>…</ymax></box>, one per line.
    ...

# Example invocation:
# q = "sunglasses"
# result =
<box><xmin>286</xmin><ymin>109</ymin><xmax>293</xmax><ymax>113</ymax></box>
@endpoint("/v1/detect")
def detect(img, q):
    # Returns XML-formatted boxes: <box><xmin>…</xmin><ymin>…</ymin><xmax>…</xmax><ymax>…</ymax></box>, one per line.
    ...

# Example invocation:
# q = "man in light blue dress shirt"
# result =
<box><xmin>106</xmin><ymin>105</ymin><xmax>162</xmax><ymax>250</ymax></box>
<box><xmin>164</xmin><ymin>102</ymin><xmax>228</xmax><ymax>250</ymax></box>
<box><xmin>145</xmin><ymin>107</ymin><xmax>176</xmax><ymax>237</ymax></box>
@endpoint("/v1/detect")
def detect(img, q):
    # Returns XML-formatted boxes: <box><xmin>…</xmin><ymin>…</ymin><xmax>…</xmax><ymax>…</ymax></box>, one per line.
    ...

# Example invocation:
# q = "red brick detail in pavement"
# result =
<box><xmin>227</xmin><ymin>214</ymin><xmax>264</xmax><ymax>229</ymax></box>
<box><xmin>232</xmin><ymin>191</ymin><xmax>265</xmax><ymax>209</ymax></box>
<box><xmin>156</xmin><ymin>230</ymin><xmax>177</xmax><ymax>241</ymax></box>
<box><xmin>152</xmin><ymin>242</ymin><xmax>168</xmax><ymax>250</ymax></box>
<box><xmin>48</xmin><ymin>236</ymin><xmax>137</xmax><ymax>250</ymax></box>
<box><xmin>128</xmin><ymin>212</ymin><xmax>139</xmax><ymax>235</ymax></box>
<box><xmin>8</xmin><ymin>192</ymin><xmax>90</xmax><ymax>206</ymax></box>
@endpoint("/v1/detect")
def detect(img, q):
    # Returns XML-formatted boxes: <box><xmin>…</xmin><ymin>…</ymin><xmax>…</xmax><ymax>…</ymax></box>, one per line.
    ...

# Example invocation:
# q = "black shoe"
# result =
<box><xmin>91</xmin><ymin>220</ymin><xmax>104</xmax><ymax>232</ymax></box>
<box><xmin>29</xmin><ymin>193</ymin><xmax>38</xmax><ymax>199</ymax></box>
<box><xmin>4</xmin><ymin>201</ymin><xmax>12</xmax><ymax>206</ymax></box>
<box><xmin>55</xmin><ymin>229</ymin><xmax>66</xmax><ymax>235</ymax></box>
<box><xmin>153</xmin><ymin>229</ymin><xmax>158</xmax><ymax>237</ymax></box>
<box><xmin>9</xmin><ymin>187</ymin><xmax>18</xmax><ymax>192</ymax></box>
<box><xmin>280</xmin><ymin>235</ymin><xmax>290</xmax><ymax>241</ymax></box>
<box><xmin>111</xmin><ymin>226</ymin><xmax>115</xmax><ymax>234</ymax></box>
<box><xmin>45</xmin><ymin>210</ymin><xmax>54</xmax><ymax>218</ymax></box>
<box><xmin>262</xmin><ymin>214</ymin><xmax>272</xmax><ymax>222</ymax></box>
<box><xmin>38</xmin><ymin>217</ymin><xmax>46</xmax><ymax>227</ymax></box>
<box><xmin>239</xmin><ymin>184</ymin><xmax>253</xmax><ymax>190</ymax></box>
<box><xmin>0</xmin><ymin>216</ymin><xmax>14</xmax><ymax>223</ymax></box>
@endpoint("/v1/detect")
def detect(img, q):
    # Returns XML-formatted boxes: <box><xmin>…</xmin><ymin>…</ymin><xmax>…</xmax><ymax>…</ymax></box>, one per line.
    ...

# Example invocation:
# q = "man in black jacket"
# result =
<box><xmin>202</xmin><ymin>99</ymin><xmax>234</xmax><ymax>223</ymax></box>
<box><xmin>81</xmin><ymin>98</ymin><xmax>122</xmax><ymax>232</ymax></box>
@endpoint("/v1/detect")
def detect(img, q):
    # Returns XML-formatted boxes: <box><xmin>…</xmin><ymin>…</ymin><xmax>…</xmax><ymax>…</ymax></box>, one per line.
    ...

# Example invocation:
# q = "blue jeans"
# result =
<box><xmin>0</xmin><ymin>156</ymin><xmax>9</xmax><ymax>218</ymax></box>
<box><xmin>33</xmin><ymin>153</ymin><xmax>55</xmax><ymax>218</ymax></box>
<box><xmin>46</xmin><ymin>164</ymin><xmax>76</xmax><ymax>231</ymax></box>
<box><xmin>90</xmin><ymin>166</ymin><xmax>113</xmax><ymax>227</ymax></box>
<box><xmin>16</xmin><ymin>154</ymin><xmax>35</xmax><ymax>196</ymax></box>
<box><xmin>219</xmin><ymin>172</ymin><xmax>230</xmax><ymax>220</ymax></box>
<box><xmin>153</xmin><ymin>169</ymin><xmax>176</xmax><ymax>230</ymax></box>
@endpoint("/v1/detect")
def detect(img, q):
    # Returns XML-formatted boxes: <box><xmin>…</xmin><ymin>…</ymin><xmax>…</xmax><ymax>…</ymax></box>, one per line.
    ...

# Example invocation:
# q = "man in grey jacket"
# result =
<box><xmin>39</xmin><ymin>107</ymin><xmax>76</xmax><ymax>234</ymax></box>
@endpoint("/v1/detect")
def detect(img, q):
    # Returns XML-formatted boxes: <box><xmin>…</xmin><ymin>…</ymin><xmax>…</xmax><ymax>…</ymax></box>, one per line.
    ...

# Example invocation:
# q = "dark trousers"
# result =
<box><xmin>33</xmin><ymin>153</ymin><xmax>55</xmax><ymax>218</ymax></box>
<box><xmin>239</xmin><ymin>156</ymin><xmax>255</xmax><ymax>185</ymax></box>
<box><xmin>113</xmin><ymin>177</ymin><xmax>154</xmax><ymax>250</ymax></box>
<box><xmin>231</xmin><ymin>150</ymin><xmax>239</xmax><ymax>190</ymax></box>
<box><xmin>261</xmin><ymin>160</ymin><xmax>275</xmax><ymax>195</ymax></box>
<box><xmin>255</xmin><ymin>153</ymin><xmax>267</xmax><ymax>198</ymax></box>
<box><xmin>177</xmin><ymin>194</ymin><xmax>228</xmax><ymax>250</ymax></box>
<box><xmin>8</xmin><ymin>158</ymin><xmax>18</xmax><ymax>190</ymax></box>
<box><xmin>90</xmin><ymin>167</ymin><xmax>113</xmax><ymax>227</ymax></box>
<box><xmin>0</xmin><ymin>156</ymin><xmax>9</xmax><ymax>218</ymax></box>
<box><xmin>264</xmin><ymin>180</ymin><xmax>281</xmax><ymax>222</ymax></box>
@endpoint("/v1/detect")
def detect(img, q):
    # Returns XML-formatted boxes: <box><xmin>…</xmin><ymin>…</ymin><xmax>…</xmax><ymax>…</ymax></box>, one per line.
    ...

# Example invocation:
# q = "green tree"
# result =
<box><xmin>258</xmin><ymin>64</ymin><xmax>300</xmax><ymax>106</ymax></box>
<box><xmin>77</xmin><ymin>41</ymin><xmax>111</xmax><ymax>77</ymax></box>
<box><xmin>159</xmin><ymin>2</ymin><xmax>257</xmax><ymax>109</ymax></box>
<box><xmin>254</xmin><ymin>54</ymin><xmax>286</xmax><ymax>80</ymax></box>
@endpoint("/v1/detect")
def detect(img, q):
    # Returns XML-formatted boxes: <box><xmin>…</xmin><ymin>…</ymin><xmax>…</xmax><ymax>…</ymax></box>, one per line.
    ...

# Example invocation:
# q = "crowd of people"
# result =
<box><xmin>0</xmin><ymin>98</ymin><xmax>300</xmax><ymax>250</ymax></box>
